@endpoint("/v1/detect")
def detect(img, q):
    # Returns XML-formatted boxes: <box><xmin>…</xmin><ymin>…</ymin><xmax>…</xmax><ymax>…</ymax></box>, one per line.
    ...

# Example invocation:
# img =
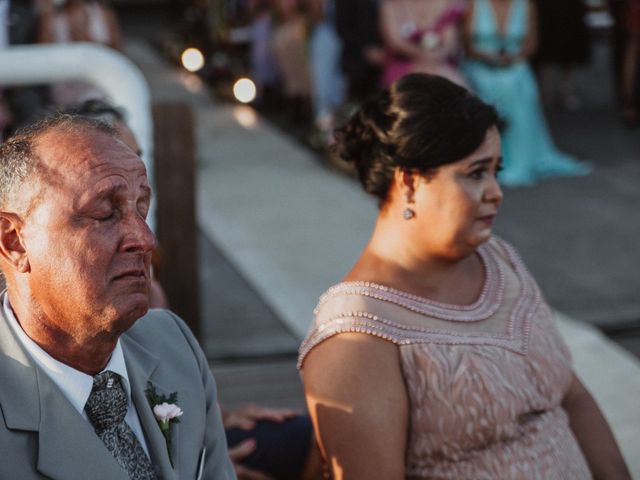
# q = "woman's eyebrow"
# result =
<box><xmin>468</xmin><ymin>158</ymin><xmax>493</xmax><ymax>167</ymax></box>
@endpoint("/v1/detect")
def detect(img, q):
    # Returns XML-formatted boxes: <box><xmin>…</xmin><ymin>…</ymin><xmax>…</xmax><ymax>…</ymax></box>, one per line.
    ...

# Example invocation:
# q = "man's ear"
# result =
<box><xmin>0</xmin><ymin>212</ymin><xmax>29</xmax><ymax>273</ymax></box>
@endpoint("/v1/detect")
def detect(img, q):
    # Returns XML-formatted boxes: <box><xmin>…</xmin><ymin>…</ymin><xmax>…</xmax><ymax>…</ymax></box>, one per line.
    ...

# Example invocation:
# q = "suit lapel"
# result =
<box><xmin>35</xmin><ymin>367</ymin><xmax>130</xmax><ymax>480</ymax></box>
<box><xmin>122</xmin><ymin>334</ymin><xmax>179</xmax><ymax>480</ymax></box>
<box><xmin>0</xmin><ymin>304</ymin><xmax>40</xmax><ymax>432</ymax></box>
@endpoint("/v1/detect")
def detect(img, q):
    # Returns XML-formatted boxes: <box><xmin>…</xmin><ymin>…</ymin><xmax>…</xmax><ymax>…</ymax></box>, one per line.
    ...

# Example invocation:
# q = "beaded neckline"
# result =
<box><xmin>299</xmin><ymin>239</ymin><xmax>541</xmax><ymax>368</ymax></box>
<box><xmin>315</xmin><ymin>244</ymin><xmax>505</xmax><ymax>322</ymax></box>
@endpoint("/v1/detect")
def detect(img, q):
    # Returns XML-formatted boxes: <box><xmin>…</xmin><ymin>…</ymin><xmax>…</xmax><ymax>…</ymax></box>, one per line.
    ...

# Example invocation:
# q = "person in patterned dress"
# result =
<box><xmin>298</xmin><ymin>73</ymin><xmax>630</xmax><ymax>479</ymax></box>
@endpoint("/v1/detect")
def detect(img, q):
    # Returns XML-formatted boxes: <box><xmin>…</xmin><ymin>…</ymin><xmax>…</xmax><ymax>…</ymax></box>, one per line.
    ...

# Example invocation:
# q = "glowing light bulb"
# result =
<box><xmin>181</xmin><ymin>48</ymin><xmax>205</xmax><ymax>73</ymax></box>
<box><xmin>233</xmin><ymin>78</ymin><xmax>257</xmax><ymax>104</ymax></box>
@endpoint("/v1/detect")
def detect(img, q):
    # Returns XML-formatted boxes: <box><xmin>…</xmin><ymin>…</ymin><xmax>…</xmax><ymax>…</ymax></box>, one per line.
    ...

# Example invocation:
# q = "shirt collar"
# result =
<box><xmin>3</xmin><ymin>294</ymin><xmax>133</xmax><ymax>417</ymax></box>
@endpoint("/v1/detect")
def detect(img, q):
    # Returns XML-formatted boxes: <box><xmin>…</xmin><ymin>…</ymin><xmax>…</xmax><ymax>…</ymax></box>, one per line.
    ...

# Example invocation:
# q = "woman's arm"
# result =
<box><xmin>37</xmin><ymin>6</ymin><xmax>56</xmax><ymax>44</ymax></box>
<box><xmin>102</xmin><ymin>5</ymin><xmax>123</xmax><ymax>51</ymax></box>
<box><xmin>302</xmin><ymin>333</ymin><xmax>409</xmax><ymax>480</ymax></box>
<box><xmin>462</xmin><ymin>0</ymin><xmax>500</xmax><ymax>64</ymax></box>
<box><xmin>305</xmin><ymin>0</ymin><xmax>325</xmax><ymax>24</ymax></box>
<box><xmin>517</xmin><ymin>0</ymin><xmax>537</xmax><ymax>60</ymax></box>
<box><xmin>562</xmin><ymin>374</ymin><xmax>631</xmax><ymax>480</ymax></box>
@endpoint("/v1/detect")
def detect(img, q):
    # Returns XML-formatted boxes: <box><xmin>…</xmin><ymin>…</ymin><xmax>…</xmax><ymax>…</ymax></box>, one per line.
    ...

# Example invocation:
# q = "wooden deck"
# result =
<box><xmin>210</xmin><ymin>357</ymin><xmax>306</xmax><ymax>411</ymax></box>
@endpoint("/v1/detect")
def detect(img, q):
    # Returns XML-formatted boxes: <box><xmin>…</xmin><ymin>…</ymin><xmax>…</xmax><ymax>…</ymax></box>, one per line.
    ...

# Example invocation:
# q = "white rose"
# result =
<box><xmin>153</xmin><ymin>402</ymin><xmax>184</xmax><ymax>423</ymax></box>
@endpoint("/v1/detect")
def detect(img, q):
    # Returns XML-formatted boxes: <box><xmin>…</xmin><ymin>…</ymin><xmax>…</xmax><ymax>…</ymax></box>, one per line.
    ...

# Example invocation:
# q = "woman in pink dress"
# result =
<box><xmin>298</xmin><ymin>74</ymin><xmax>630</xmax><ymax>479</ymax></box>
<box><xmin>381</xmin><ymin>0</ymin><xmax>467</xmax><ymax>86</ymax></box>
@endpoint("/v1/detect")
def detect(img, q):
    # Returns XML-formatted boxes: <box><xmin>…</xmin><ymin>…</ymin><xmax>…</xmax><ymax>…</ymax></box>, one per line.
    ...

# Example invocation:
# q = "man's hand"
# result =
<box><xmin>228</xmin><ymin>439</ymin><xmax>274</xmax><ymax>480</ymax></box>
<box><xmin>222</xmin><ymin>404</ymin><xmax>299</xmax><ymax>430</ymax></box>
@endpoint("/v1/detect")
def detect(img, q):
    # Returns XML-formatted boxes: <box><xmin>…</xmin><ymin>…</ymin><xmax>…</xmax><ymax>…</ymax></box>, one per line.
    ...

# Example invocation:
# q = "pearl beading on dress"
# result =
<box><xmin>314</xmin><ymin>245</ymin><xmax>505</xmax><ymax>322</ymax></box>
<box><xmin>298</xmin><ymin>238</ymin><xmax>542</xmax><ymax>369</ymax></box>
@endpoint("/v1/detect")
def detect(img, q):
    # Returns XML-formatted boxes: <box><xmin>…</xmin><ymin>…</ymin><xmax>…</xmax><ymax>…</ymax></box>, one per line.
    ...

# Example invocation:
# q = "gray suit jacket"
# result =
<box><xmin>0</xmin><ymin>302</ymin><xmax>236</xmax><ymax>480</ymax></box>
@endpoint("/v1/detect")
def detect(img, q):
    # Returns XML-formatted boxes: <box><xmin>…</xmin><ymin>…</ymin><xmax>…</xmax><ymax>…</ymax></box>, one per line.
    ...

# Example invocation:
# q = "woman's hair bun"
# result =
<box><xmin>332</xmin><ymin>74</ymin><xmax>501</xmax><ymax>204</ymax></box>
<box><xmin>332</xmin><ymin>89</ymin><xmax>398</xmax><ymax>199</ymax></box>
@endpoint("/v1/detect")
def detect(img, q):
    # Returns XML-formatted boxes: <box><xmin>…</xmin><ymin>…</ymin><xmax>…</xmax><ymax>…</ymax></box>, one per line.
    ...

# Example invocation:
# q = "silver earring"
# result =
<box><xmin>403</xmin><ymin>207</ymin><xmax>415</xmax><ymax>220</ymax></box>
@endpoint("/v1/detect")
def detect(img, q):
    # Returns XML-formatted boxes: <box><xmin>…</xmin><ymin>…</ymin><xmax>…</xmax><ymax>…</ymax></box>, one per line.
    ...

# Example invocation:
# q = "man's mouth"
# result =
<box><xmin>112</xmin><ymin>270</ymin><xmax>147</xmax><ymax>281</ymax></box>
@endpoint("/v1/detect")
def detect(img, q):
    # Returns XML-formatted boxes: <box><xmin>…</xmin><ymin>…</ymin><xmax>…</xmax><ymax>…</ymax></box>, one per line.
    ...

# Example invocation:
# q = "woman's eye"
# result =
<box><xmin>469</xmin><ymin>169</ymin><xmax>485</xmax><ymax>179</ymax></box>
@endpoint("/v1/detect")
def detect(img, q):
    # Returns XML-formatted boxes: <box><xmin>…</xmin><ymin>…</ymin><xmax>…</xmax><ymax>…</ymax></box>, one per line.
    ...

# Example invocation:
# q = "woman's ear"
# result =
<box><xmin>0</xmin><ymin>212</ymin><xmax>29</xmax><ymax>274</ymax></box>
<box><xmin>394</xmin><ymin>168</ymin><xmax>416</xmax><ymax>201</ymax></box>
<box><xmin>393</xmin><ymin>169</ymin><xmax>417</xmax><ymax>220</ymax></box>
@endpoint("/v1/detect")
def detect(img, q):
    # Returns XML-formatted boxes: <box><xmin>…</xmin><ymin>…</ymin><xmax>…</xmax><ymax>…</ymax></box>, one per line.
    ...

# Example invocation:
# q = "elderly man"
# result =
<box><xmin>0</xmin><ymin>114</ymin><xmax>235</xmax><ymax>479</ymax></box>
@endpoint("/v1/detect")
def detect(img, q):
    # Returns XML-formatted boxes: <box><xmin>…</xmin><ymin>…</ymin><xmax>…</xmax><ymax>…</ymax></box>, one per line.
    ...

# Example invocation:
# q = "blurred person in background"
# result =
<box><xmin>463</xmin><ymin>0</ymin><xmax>591</xmax><ymax>187</ymax></box>
<box><xmin>271</xmin><ymin>0</ymin><xmax>311</xmax><ymax>121</ymax></box>
<box><xmin>620</xmin><ymin>0</ymin><xmax>640</xmax><ymax>124</ymax></box>
<box><xmin>532</xmin><ymin>0</ymin><xmax>591</xmax><ymax>111</ymax></box>
<box><xmin>0</xmin><ymin>0</ymin><xmax>10</xmax><ymax>140</ymax></box>
<box><xmin>307</xmin><ymin>0</ymin><xmax>345</xmax><ymax>148</ymax></box>
<box><xmin>609</xmin><ymin>0</ymin><xmax>640</xmax><ymax>125</ymax></box>
<box><xmin>335</xmin><ymin>0</ymin><xmax>384</xmax><ymax>103</ymax></box>
<box><xmin>248</xmin><ymin>0</ymin><xmax>281</xmax><ymax>109</ymax></box>
<box><xmin>37</xmin><ymin>0</ymin><xmax>122</xmax><ymax>106</ymax></box>
<box><xmin>380</xmin><ymin>0</ymin><xmax>467</xmax><ymax>87</ymax></box>
<box><xmin>1</xmin><ymin>0</ymin><xmax>48</xmax><ymax>134</ymax></box>
<box><xmin>38</xmin><ymin>0</ymin><xmax>121</xmax><ymax>49</ymax></box>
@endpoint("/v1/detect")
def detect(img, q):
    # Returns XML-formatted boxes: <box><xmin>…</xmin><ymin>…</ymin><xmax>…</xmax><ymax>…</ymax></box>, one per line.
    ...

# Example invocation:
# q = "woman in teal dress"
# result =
<box><xmin>463</xmin><ymin>0</ymin><xmax>591</xmax><ymax>187</ymax></box>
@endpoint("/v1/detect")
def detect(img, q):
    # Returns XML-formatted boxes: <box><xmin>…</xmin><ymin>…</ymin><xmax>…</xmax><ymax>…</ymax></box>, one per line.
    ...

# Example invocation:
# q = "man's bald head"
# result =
<box><xmin>0</xmin><ymin>112</ymin><xmax>155</xmax><ymax>374</ymax></box>
<box><xmin>0</xmin><ymin>114</ymin><xmax>118</xmax><ymax>214</ymax></box>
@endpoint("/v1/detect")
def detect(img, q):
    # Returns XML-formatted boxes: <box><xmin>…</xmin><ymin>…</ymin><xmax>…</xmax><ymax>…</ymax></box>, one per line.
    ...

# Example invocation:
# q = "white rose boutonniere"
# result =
<box><xmin>146</xmin><ymin>382</ymin><xmax>183</xmax><ymax>467</ymax></box>
<box><xmin>154</xmin><ymin>402</ymin><xmax>183</xmax><ymax>427</ymax></box>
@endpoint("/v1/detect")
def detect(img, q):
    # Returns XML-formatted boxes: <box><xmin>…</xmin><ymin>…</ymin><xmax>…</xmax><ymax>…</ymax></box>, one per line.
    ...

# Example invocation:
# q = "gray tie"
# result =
<box><xmin>85</xmin><ymin>371</ymin><xmax>158</xmax><ymax>480</ymax></box>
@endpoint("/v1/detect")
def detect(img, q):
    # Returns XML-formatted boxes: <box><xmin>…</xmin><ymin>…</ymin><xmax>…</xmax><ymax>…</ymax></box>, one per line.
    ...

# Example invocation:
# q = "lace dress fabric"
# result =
<box><xmin>299</xmin><ymin>237</ymin><xmax>592</xmax><ymax>479</ymax></box>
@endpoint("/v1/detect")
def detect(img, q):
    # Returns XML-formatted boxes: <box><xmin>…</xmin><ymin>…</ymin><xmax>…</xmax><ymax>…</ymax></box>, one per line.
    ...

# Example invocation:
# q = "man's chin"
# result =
<box><xmin>108</xmin><ymin>295</ymin><xmax>150</xmax><ymax>332</ymax></box>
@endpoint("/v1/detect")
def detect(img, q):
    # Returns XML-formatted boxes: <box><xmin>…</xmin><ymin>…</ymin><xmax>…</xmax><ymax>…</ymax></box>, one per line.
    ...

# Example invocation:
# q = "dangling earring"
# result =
<box><xmin>403</xmin><ymin>207</ymin><xmax>415</xmax><ymax>220</ymax></box>
<box><xmin>403</xmin><ymin>191</ymin><xmax>415</xmax><ymax>220</ymax></box>
<box><xmin>400</xmin><ymin>170</ymin><xmax>416</xmax><ymax>220</ymax></box>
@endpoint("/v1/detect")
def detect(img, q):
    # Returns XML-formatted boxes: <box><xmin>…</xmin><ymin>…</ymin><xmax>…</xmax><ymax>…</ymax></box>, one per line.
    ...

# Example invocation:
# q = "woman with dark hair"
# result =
<box><xmin>298</xmin><ymin>74</ymin><xmax>630</xmax><ymax>479</ymax></box>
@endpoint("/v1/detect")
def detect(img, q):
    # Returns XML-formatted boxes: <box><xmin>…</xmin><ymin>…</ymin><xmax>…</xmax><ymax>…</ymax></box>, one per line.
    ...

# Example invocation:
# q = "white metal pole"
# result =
<box><xmin>0</xmin><ymin>43</ymin><xmax>156</xmax><ymax>229</ymax></box>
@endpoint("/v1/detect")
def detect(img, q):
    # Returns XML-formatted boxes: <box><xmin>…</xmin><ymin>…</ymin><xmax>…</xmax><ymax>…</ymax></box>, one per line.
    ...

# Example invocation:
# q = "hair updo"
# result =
<box><xmin>333</xmin><ymin>74</ymin><xmax>501</xmax><ymax>204</ymax></box>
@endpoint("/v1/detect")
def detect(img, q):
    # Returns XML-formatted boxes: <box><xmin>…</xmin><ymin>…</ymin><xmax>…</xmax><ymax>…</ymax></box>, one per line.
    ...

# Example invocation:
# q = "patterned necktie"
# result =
<box><xmin>85</xmin><ymin>371</ymin><xmax>158</xmax><ymax>480</ymax></box>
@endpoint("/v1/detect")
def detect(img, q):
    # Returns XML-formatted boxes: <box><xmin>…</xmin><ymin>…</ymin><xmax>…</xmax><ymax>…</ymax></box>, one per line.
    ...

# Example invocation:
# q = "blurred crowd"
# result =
<box><xmin>221</xmin><ymin>0</ymin><xmax>639</xmax><ymax>175</ymax></box>
<box><xmin>1</xmin><ymin>0</ymin><xmax>639</xmax><ymax>181</ymax></box>
<box><xmin>0</xmin><ymin>0</ymin><xmax>122</xmax><ymax>140</ymax></box>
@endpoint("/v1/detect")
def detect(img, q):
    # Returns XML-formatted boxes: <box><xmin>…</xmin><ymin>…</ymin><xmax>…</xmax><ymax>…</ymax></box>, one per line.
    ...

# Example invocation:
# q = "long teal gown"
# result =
<box><xmin>463</xmin><ymin>0</ymin><xmax>591</xmax><ymax>187</ymax></box>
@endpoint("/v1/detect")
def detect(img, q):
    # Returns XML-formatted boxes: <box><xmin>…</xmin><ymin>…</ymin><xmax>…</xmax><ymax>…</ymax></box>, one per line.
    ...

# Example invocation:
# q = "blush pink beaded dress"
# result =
<box><xmin>298</xmin><ymin>237</ymin><xmax>592</xmax><ymax>479</ymax></box>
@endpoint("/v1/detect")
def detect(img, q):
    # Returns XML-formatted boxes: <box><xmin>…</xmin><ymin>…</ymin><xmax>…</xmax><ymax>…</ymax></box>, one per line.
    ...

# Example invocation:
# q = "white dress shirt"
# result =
<box><xmin>3</xmin><ymin>295</ymin><xmax>150</xmax><ymax>454</ymax></box>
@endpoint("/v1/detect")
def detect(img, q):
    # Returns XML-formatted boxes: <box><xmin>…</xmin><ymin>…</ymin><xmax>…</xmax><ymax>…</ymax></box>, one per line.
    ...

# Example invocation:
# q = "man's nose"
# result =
<box><xmin>121</xmin><ymin>212</ymin><xmax>157</xmax><ymax>253</ymax></box>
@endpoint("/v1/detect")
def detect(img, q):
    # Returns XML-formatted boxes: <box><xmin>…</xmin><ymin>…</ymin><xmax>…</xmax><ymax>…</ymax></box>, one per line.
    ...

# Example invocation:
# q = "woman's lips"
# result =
<box><xmin>477</xmin><ymin>214</ymin><xmax>496</xmax><ymax>226</ymax></box>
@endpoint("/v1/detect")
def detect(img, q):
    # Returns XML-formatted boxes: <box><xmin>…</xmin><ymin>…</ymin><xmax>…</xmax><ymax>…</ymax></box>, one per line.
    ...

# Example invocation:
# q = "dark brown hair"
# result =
<box><xmin>333</xmin><ymin>74</ymin><xmax>502</xmax><ymax>204</ymax></box>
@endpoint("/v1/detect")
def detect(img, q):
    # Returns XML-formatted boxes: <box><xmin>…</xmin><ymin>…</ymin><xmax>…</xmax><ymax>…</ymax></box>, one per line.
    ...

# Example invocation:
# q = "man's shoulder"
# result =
<box><xmin>123</xmin><ymin>309</ymin><xmax>199</xmax><ymax>354</ymax></box>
